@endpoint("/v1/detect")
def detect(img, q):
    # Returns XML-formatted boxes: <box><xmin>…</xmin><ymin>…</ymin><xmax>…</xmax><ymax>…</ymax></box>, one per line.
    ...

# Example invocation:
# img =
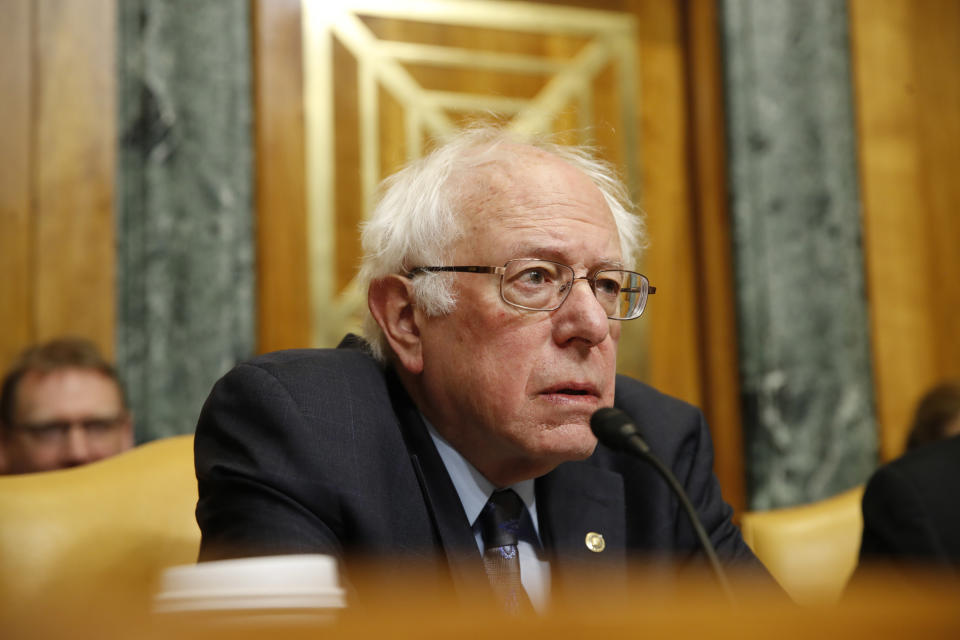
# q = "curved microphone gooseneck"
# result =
<box><xmin>590</xmin><ymin>407</ymin><xmax>735</xmax><ymax>604</ymax></box>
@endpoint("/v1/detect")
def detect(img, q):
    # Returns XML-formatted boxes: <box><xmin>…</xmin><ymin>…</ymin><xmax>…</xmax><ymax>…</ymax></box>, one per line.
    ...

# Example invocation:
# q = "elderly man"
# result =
<box><xmin>0</xmin><ymin>338</ymin><xmax>133</xmax><ymax>474</ymax></box>
<box><xmin>195</xmin><ymin>129</ymin><xmax>761</xmax><ymax>609</ymax></box>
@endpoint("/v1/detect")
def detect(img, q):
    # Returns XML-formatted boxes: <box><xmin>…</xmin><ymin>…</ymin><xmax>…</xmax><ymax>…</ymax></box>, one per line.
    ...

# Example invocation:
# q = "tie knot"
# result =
<box><xmin>478</xmin><ymin>489</ymin><xmax>526</xmax><ymax>549</ymax></box>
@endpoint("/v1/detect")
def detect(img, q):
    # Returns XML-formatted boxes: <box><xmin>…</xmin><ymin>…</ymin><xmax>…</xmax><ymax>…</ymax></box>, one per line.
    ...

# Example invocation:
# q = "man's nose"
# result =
<box><xmin>62</xmin><ymin>424</ymin><xmax>93</xmax><ymax>466</ymax></box>
<box><xmin>552</xmin><ymin>278</ymin><xmax>610</xmax><ymax>346</ymax></box>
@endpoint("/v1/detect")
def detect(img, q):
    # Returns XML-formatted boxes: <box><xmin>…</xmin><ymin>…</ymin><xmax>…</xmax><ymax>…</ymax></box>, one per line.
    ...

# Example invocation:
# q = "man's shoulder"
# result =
<box><xmin>614</xmin><ymin>374</ymin><xmax>702</xmax><ymax>424</ymax></box>
<box><xmin>870</xmin><ymin>434</ymin><xmax>960</xmax><ymax>489</ymax></box>
<box><xmin>610</xmin><ymin>374</ymin><xmax>707</xmax><ymax>457</ymax></box>
<box><xmin>238</xmin><ymin>336</ymin><xmax>383</xmax><ymax>382</ymax></box>
<box><xmin>218</xmin><ymin>337</ymin><xmax>392</xmax><ymax>415</ymax></box>
<box><xmin>200</xmin><ymin>337</ymin><xmax>399</xmax><ymax>445</ymax></box>
<box><xmin>860</xmin><ymin>435</ymin><xmax>960</xmax><ymax>563</ymax></box>
<box><xmin>243</xmin><ymin>345</ymin><xmax>375</xmax><ymax>369</ymax></box>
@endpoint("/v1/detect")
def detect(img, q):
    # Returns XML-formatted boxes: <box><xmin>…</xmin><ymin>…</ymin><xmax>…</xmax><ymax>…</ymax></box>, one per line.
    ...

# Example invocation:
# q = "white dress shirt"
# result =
<box><xmin>425</xmin><ymin>419</ymin><xmax>551</xmax><ymax>611</ymax></box>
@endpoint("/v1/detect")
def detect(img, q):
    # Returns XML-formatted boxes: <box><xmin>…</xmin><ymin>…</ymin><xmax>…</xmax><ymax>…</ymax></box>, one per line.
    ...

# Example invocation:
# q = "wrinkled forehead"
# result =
<box><xmin>450</xmin><ymin>144</ymin><xmax>612</xmax><ymax>221</ymax></box>
<box><xmin>13</xmin><ymin>368</ymin><xmax>124</xmax><ymax>419</ymax></box>
<box><xmin>447</xmin><ymin>147</ymin><xmax>619</xmax><ymax>257</ymax></box>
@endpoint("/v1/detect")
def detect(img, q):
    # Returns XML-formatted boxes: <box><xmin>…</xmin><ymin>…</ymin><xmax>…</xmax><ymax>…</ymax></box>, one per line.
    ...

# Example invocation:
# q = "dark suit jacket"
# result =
<box><xmin>194</xmin><ymin>340</ymin><xmax>762</xmax><ymax>601</ymax></box>
<box><xmin>858</xmin><ymin>434</ymin><xmax>960</xmax><ymax>570</ymax></box>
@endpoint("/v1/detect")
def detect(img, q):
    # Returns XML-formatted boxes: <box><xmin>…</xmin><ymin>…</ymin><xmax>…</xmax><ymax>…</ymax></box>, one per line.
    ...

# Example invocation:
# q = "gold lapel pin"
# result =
<box><xmin>585</xmin><ymin>531</ymin><xmax>605</xmax><ymax>553</ymax></box>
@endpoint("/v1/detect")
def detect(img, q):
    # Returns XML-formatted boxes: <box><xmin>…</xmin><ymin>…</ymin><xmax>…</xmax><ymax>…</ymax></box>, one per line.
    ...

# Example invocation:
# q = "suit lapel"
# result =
<box><xmin>386</xmin><ymin>370</ymin><xmax>490</xmax><ymax>599</ymax></box>
<box><xmin>381</xmin><ymin>362</ymin><xmax>627</xmax><ymax>601</ymax></box>
<box><xmin>536</xmin><ymin>458</ymin><xmax>627</xmax><ymax>595</ymax></box>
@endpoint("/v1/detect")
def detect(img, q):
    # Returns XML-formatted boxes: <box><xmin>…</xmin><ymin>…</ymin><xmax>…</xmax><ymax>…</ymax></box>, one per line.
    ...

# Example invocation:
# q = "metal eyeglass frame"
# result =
<box><xmin>406</xmin><ymin>258</ymin><xmax>656</xmax><ymax>320</ymax></box>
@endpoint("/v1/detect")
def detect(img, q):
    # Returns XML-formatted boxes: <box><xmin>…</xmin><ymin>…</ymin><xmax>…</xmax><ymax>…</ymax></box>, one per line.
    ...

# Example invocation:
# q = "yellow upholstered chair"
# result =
<box><xmin>0</xmin><ymin>435</ymin><xmax>199</xmax><ymax>610</ymax></box>
<box><xmin>740</xmin><ymin>485</ymin><xmax>865</xmax><ymax>605</ymax></box>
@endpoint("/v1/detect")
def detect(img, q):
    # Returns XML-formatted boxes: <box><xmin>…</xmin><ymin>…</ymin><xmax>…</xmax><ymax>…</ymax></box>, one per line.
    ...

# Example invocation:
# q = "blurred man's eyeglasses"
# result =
<box><xmin>8</xmin><ymin>415</ymin><xmax>128</xmax><ymax>446</ymax></box>
<box><xmin>407</xmin><ymin>258</ymin><xmax>656</xmax><ymax>320</ymax></box>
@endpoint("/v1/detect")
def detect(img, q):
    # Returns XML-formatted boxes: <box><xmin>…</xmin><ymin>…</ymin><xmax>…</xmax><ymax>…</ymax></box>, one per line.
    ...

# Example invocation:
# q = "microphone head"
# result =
<box><xmin>590</xmin><ymin>407</ymin><xmax>649</xmax><ymax>454</ymax></box>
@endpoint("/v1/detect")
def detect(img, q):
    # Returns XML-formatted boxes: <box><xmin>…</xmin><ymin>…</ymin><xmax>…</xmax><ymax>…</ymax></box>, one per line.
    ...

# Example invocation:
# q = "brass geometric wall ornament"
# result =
<box><xmin>302</xmin><ymin>0</ymin><xmax>641</xmax><ymax>346</ymax></box>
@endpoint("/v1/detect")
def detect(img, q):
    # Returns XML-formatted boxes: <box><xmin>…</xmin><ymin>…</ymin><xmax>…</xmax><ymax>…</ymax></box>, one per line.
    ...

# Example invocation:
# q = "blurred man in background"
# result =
<box><xmin>0</xmin><ymin>338</ymin><xmax>133</xmax><ymax>474</ymax></box>
<box><xmin>856</xmin><ymin>382</ymin><xmax>960</xmax><ymax>573</ymax></box>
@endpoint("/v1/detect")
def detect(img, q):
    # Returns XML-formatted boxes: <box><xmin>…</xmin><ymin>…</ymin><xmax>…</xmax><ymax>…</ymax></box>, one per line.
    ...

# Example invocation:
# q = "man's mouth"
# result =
<box><xmin>539</xmin><ymin>383</ymin><xmax>600</xmax><ymax>398</ymax></box>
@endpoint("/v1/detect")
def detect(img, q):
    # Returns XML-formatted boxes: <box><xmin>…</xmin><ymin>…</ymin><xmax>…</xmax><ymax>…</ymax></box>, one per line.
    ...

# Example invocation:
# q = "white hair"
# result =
<box><xmin>359</xmin><ymin>126</ymin><xmax>647</xmax><ymax>362</ymax></box>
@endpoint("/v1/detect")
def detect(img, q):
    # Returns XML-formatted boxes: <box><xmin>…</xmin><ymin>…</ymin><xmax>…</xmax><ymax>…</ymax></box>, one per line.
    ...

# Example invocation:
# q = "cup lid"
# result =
<box><xmin>155</xmin><ymin>554</ymin><xmax>345</xmax><ymax>612</ymax></box>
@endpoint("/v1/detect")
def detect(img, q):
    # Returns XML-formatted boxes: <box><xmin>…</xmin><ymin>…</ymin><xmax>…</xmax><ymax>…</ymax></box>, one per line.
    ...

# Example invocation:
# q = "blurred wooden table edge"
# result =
<box><xmin>2</xmin><ymin>565</ymin><xmax>958</xmax><ymax>639</ymax></box>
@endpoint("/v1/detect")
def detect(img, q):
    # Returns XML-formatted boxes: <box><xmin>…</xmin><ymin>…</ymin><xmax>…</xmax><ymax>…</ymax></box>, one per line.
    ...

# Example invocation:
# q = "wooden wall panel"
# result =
<box><xmin>0</xmin><ymin>0</ymin><xmax>115</xmax><ymax>371</ymax></box>
<box><xmin>630</xmin><ymin>0</ymin><xmax>747</xmax><ymax>510</ymax></box>
<box><xmin>683</xmin><ymin>0</ymin><xmax>745</xmax><ymax>512</ymax></box>
<box><xmin>252</xmin><ymin>0</ymin><xmax>312</xmax><ymax>353</ymax></box>
<box><xmin>916</xmin><ymin>1</ymin><xmax>960</xmax><ymax>385</ymax></box>
<box><xmin>0</xmin><ymin>0</ymin><xmax>33</xmax><ymax>373</ymax></box>
<box><xmin>850</xmin><ymin>0</ymin><xmax>960</xmax><ymax>460</ymax></box>
<box><xmin>33</xmin><ymin>0</ymin><xmax>116</xmax><ymax>358</ymax></box>
<box><xmin>634</xmin><ymin>0</ymin><xmax>704</xmax><ymax>410</ymax></box>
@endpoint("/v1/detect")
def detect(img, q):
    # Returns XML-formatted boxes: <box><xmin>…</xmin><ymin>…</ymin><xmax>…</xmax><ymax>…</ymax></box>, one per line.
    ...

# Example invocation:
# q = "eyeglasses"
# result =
<box><xmin>8</xmin><ymin>415</ymin><xmax>128</xmax><ymax>446</ymax></box>
<box><xmin>407</xmin><ymin>258</ymin><xmax>656</xmax><ymax>320</ymax></box>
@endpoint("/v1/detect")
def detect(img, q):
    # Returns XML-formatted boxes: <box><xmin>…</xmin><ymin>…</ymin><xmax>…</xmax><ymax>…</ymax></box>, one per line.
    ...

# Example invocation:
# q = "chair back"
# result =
<box><xmin>740</xmin><ymin>485</ymin><xmax>865</xmax><ymax>604</ymax></box>
<box><xmin>0</xmin><ymin>435</ymin><xmax>199</xmax><ymax>609</ymax></box>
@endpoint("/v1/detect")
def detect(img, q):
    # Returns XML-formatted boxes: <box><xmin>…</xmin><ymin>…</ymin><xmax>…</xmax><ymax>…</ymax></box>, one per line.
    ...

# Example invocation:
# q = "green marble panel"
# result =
<box><xmin>721</xmin><ymin>0</ymin><xmax>877</xmax><ymax>508</ymax></box>
<box><xmin>116</xmin><ymin>1</ymin><xmax>255</xmax><ymax>441</ymax></box>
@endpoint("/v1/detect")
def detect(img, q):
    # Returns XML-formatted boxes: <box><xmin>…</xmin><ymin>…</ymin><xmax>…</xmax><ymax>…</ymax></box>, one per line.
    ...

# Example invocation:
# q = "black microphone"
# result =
<box><xmin>590</xmin><ymin>407</ymin><xmax>735</xmax><ymax>603</ymax></box>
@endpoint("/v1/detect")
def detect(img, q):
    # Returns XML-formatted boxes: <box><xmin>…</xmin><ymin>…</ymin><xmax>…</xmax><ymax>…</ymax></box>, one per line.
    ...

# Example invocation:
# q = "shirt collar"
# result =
<box><xmin>423</xmin><ymin>416</ymin><xmax>540</xmax><ymax>538</ymax></box>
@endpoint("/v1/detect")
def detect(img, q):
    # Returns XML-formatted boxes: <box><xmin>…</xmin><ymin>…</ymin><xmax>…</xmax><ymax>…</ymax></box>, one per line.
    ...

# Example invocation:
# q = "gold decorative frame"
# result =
<box><xmin>302</xmin><ymin>0</ymin><xmax>641</xmax><ymax>345</ymax></box>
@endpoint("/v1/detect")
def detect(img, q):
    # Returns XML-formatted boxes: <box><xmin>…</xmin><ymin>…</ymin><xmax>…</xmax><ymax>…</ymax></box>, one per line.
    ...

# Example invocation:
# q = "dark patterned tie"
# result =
<box><xmin>477</xmin><ymin>489</ymin><xmax>532</xmax><ymax>614</ymax></box>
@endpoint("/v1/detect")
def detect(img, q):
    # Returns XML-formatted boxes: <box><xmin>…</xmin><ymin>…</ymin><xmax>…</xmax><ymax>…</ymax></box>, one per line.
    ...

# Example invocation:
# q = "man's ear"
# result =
<box><xmin>368</xmin><ymin>275</ymin><xmax>424</xmax><ymax>374</ymax></box>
